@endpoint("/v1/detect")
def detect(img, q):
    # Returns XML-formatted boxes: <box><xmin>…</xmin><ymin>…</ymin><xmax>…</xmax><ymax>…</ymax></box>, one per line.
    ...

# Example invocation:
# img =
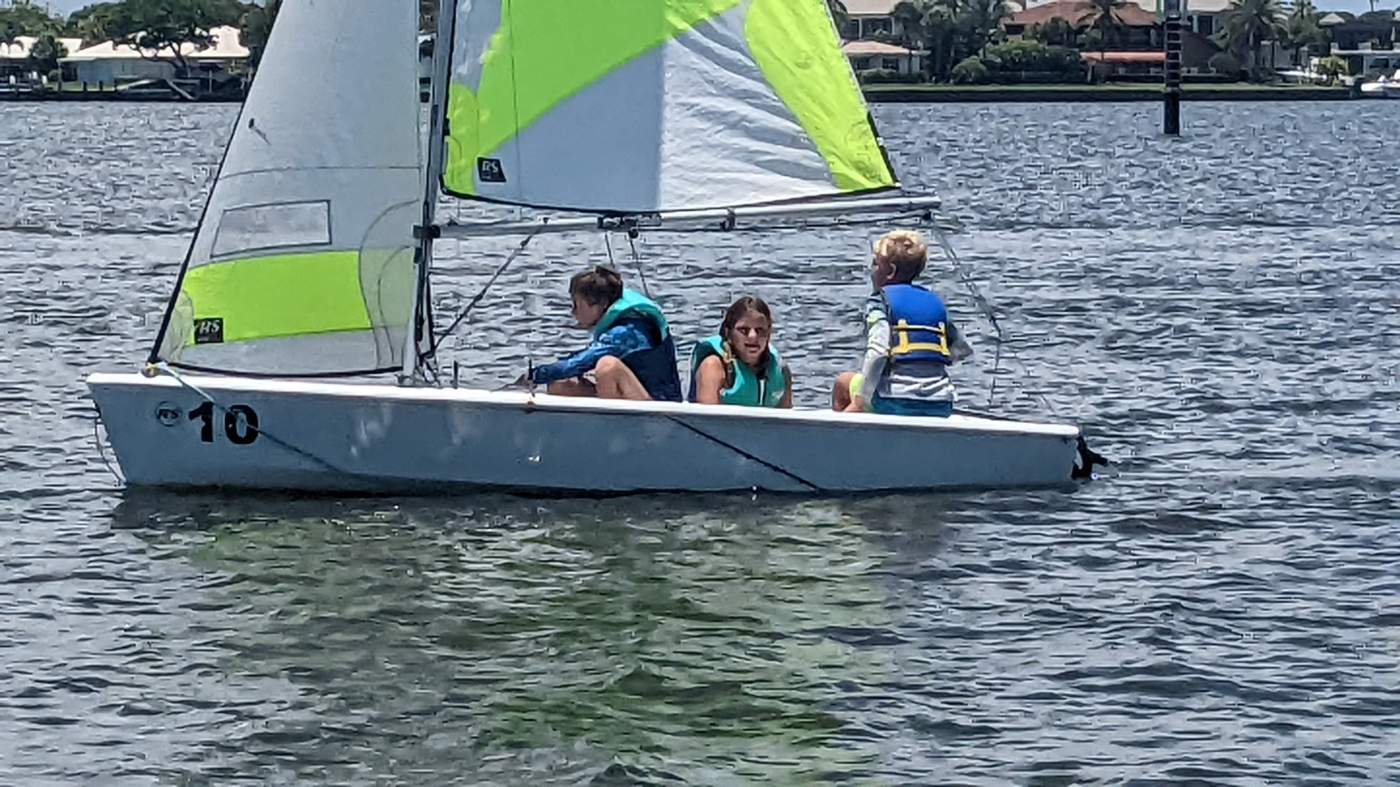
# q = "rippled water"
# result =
<box><xmin>2</xmin><ymin>102</ymin><xmax>1398</xmax><ymax>783</ymax></box>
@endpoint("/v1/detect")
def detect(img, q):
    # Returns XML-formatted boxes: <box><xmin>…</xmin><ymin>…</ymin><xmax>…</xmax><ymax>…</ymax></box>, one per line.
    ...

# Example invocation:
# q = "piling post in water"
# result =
<box><xmin>1163</xmin><ymin>0</ymin><xmax>1183</xmax><ymax>135</ymax></box>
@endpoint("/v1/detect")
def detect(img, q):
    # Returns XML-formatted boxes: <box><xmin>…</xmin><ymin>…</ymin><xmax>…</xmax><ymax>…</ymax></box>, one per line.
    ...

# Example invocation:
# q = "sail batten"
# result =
<box><xmin>441</xmin><ymin>0</ymin><xmax>897</xmax><ymax>213</ymax></box>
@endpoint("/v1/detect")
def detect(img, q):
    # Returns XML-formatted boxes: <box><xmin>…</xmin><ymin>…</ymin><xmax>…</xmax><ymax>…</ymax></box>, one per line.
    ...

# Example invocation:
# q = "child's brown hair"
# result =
<box><xmin>569</xmin><ymin>266</ymin><xmax>624</xmax><ymax>306</ymax></box>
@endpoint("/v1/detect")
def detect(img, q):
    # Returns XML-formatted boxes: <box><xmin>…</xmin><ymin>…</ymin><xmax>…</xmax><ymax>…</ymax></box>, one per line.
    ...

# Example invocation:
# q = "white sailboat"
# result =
<box><xmin>87</xmin><ymin>0</ymin><xmax>1095</xmax><ymax>495</ymax></box>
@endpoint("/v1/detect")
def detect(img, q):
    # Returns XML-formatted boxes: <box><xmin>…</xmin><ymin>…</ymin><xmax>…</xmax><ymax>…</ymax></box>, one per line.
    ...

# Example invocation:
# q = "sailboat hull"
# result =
<box><xmin>87</xmin><ymin>373</ymin><xmax>1080</xmax><ymax>495</ymax></box>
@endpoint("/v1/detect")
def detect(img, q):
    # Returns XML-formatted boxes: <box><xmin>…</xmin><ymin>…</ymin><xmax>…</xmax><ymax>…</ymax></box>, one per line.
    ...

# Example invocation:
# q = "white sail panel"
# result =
<box><xmin>154</xmin><ymin>0</ymin><xmax>421</xmax><ymax>376</ymax></box>
<box><xmin>442</xmin><ymin>0</ymin><xmax>897</xmax><ymax>213</ymax></box>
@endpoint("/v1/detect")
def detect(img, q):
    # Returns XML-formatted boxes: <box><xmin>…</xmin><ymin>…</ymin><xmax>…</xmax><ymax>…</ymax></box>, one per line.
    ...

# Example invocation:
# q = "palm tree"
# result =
<box><xmin>1077</xmin><ymin>0</ymin><xmax>1128</xmax><ymax>60</ymax></box>
<box><xmin>960</xmin><ymin>0</ymin><xmax>1008</xmax><ymax>58</ymax></box>
<box><xmin>1217</xmin><ymin>0</ymin><xmax>1284</xmax><ymax>80</ymax></box>
<box><xmin>892</xmin><ymin>0</ymin><xmax>930</xmax><ymax>73</ymax></box>
<box><xmin>1278</xmin><ymin>1</ymin><xmax>1319</xmax><ymax>70</ymax></box>
<box><xmin>922</xmin><ymin>0</ymin><xmax>966</xmax><ymax>81</ymax></box>
<box><xmin>239</xmin><ymin>0</ymin><xmax>280</xmax><ymax>70</ymax></box>
<box><xmin>827</xmin><ymin>0</ymin><xmax>851</xmax><ymax>37</ymax></box>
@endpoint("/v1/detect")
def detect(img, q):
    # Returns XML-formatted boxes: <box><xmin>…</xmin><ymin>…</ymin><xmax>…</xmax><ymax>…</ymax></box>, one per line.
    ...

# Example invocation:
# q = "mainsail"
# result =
<box><xmin>152</xmin><ymin>0</ymin><xmax>421</xmax><ymax>376</ymax></box>
<box><xmin>441</xmin><ymin>0</ymin><xmax>897</xmax><ymax>213</ymax></box>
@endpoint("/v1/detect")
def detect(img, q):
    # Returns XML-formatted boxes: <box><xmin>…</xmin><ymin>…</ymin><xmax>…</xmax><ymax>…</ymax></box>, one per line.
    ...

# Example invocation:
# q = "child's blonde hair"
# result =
<box><xmin>873</xmin><ymin>230</ymin><xmax>927</xmax><ymax>282</ymax></box>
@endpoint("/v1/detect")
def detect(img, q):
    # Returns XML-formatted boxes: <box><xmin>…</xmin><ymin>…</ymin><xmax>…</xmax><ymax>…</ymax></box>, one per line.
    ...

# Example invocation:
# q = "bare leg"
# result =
<box><xmin>594</xmin><ymin>356</ymin><xmax>652</xmax><ymax>401</ymax></box>
<box><xmin>832</xmin><ymin>371</ymin><xmax>857</xmax><ymax>412</ymax></box>
<box><xmin>547</xmin><ymin>378</ymin><xmax>597</xmax><ymax>397</ymax></box>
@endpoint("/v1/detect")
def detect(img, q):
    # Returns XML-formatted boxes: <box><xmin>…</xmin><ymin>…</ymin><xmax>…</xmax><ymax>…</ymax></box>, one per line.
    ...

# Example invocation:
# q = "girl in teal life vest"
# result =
<box><xmin>689</xmin><ymin>297</ymin><xmax>793</xmax><ymax>408</ymax></box>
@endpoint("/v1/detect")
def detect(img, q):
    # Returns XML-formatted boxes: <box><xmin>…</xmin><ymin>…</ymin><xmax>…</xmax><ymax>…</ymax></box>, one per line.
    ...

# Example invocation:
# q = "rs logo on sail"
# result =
<box><xmin>477</xmin><ymin>158</ymin><xmax>507</xmax><ymax>183</ymax></box>
<box><xmin>193</xmin><ymin>318</ymin><xmax>225</xmax><ymax>345</ymax></box>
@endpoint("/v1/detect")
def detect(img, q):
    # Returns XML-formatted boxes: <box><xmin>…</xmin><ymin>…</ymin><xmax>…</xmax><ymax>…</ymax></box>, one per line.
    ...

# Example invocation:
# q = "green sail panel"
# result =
<box><xmin>152</xmin><ymin>0</ymin><xmax>421</xmax><ymax>376</ymax></box>
<box><xmin>443</xmin><ymin>0</ymin><xmax>897</xmax><ymax>212</ymax></box>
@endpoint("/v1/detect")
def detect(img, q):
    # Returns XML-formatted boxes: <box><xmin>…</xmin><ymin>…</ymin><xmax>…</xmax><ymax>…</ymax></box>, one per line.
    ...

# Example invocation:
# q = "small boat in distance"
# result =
<box><xmin>1359</xmin><ymin>73</ymin><xmax>1400</xmax><ymax>98</ymax></box>
<box><xmin>86</xmin><ymin>0</ymin><xmax>1093</xmax><ymax>495</ymax></box>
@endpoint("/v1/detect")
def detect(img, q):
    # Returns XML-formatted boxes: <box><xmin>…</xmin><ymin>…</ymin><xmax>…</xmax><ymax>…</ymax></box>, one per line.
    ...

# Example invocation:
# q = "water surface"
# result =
<box><xmin>1</xmin><ymin>101</ymin><xmax>1397</xmax><ymax>783</ymax></box>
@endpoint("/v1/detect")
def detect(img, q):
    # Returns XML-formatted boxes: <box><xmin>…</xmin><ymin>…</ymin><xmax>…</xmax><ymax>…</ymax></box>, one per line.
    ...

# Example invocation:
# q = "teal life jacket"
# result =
<box><xmin>592</xmin><ymin>288</ymin><xmax>682</xmax><ymax>402</ymax></box>
<box><xmin>687</xmin><ymin>335</ymin><xmax>788</xmax><ymax>407</ymax></box>
<box><xmin>594</xmin><ymin>288</ymin><xmax>671</xmax><ymax>339</ymax></box>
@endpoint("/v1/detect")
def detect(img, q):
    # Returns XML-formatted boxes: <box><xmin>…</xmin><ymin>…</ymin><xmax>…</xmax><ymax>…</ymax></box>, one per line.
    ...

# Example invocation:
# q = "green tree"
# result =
<box><xmin>1217</xmin><ymin>0</ymin><xmax>1283</xmax><ymax>80</ymax></box>
<box><xmin>1208</xmin><ymin>50</ymin><xmax>1243</xmax><ymax>76</ymax></box>
<box><xmin>1</xmin><ymin>0</ymin><xmax>63</xmax><ymax>45</ymax></box>
<box><xmin>238</xmin><ymin>0</ymin><xmax>278</xmax><ymax>69</ymax></box>
<box><xmin>984</xmin><ymin>39</ymin><xmax>1083</xmax><ymax>75</ymax></box>
<box><xmin>827</xmin><ymin>0</ymin><xmax>851</xmax><ymax>36</ymax></box>
<box><xmin>894</xmin><ymin>0</ymin><xmax>1015</xmax><ymax>82</ymax></box>
<box><xmin>1029</xmin><ymin>16</ymin><xmax>1077</xmax><ymax>47</ymax></box>
<box><xmin>960</xmin><ymin>0</ymin><xmax>1008</xmax><ymax>57</ymax></box>
<box><xmin>27</xmin><ymin>33</ymin><xmax>68</xmax><ymax>77</ymax></box>
<box><xmin>104</xmin><ymin>0</ymin><xmax>245</xmax><ymax>78</ymax></box>
<box><xmin>1277</xmin><ymin>0</ymin><xmax>1322</xmax><ymax>69</ymax></box>
<box><xmin>1314</xmin><ymin>54</ymin><xmax>1347</xmax><ymax>83</ymax></box>
<box><xmin>923</xmin><ymin>0</ymin><xmax>965</xmax><ymax>81</ymax></box>
<box><xmin>950</xmin><ymin>54</ymin><xmax>990</xmax><ymax>82</ymax></box>
<box><xmin>892</xmin><ymin>0</ymin><xmax>929</xmax><ymax>73</ymax></box>
<box><xmin>67</xmin><ymin>3</ymin><xmax>122</xmax><ymax>45</ymax></box>
<box><xmin>1077</xmin><ymin>0</ymin><xmax>1128</xmax><ymax>58</ymax></box>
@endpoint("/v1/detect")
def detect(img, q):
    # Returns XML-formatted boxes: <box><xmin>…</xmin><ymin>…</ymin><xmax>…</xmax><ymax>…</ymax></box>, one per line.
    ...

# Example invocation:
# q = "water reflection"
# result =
<box><xmin>109</xmin><ymin>492</ymin><xmax>965</xmax><ymax>782</ymax></box>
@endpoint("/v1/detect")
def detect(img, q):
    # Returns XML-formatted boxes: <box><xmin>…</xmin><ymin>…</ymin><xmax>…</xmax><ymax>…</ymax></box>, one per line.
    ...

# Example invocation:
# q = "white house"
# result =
<box><xmin>60</xmin><ymin>25</ymin><xmax>248</xmax><ymax>86</ymax></box>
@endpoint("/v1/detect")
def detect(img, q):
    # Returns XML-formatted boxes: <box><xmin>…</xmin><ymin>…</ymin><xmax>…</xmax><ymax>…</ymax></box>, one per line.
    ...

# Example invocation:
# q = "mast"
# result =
<box><xmin>401</xmin><ymin>0</ymin><xmax>459</xmax><ymax>384</ymax></box>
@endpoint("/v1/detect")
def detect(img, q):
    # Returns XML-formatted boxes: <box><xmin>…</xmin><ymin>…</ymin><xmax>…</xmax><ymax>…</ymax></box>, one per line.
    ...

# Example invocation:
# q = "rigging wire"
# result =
<box><xmin>627</xmin><ymin>231</ymin><xmax>651</xmax><ymax>298</ymax></box>
<box><xmin>425</xmin><ymin>226</ymin><xmax>542</xmax><ymax>373</ymax></box>
<box><xmin>602</xmin><ymin>231</ymin><xmax>652</xmax><ymax>297</ymax></box>
<box><xmin>929</xmin><ymin>225</ymin><xmax>1058</xmax><ymax>417</ymax></box>
<box><xmin>157</xmin><ymin>364</ymin><xmax>355</xmax><ymax>477</ymax></box>
<box><xmin>662</xmin><ymin>415</ymin><xmax>822</xmax><ymax>492</ymax></box>
<box><xmin>92</xmin><ymin>408</ymin><xmax>125</xmax><ymax>486</ymax></box>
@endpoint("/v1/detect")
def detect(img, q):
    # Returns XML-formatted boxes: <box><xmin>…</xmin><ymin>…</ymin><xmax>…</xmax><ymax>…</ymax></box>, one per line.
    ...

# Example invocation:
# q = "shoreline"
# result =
<box><xmin>0</xmin><ymin>84</ymin><xmax>1357</xmax><ymax>104</ymax></box>
<box><xmin>863</xmin><ymin>84</ymin><xmax>1356</xmax><ymax>102</ymax></box>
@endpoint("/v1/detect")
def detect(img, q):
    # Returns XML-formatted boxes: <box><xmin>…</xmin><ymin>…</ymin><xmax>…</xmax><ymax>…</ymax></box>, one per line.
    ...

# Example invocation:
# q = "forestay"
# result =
<box><xmin>441</xmin><ymin>0</ymin><xmax>898</xmax><ymax>212</ymax></box>
<box><xmin>152</xmin><ymin>0</ymin><xmax>421</xmax><ymax>377</ymax></box>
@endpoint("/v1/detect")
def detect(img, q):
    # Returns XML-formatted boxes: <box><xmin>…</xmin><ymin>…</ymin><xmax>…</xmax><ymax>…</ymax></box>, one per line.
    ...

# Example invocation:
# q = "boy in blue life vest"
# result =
<box><xmin>832</xmin><ymin>230</ymin><xmax>972</xmax><ymax>417</ymax></box>
<box><xmin>527</xmin><ymin>266</ymin><xmax>683</xmax><ymax>402</ymax></box>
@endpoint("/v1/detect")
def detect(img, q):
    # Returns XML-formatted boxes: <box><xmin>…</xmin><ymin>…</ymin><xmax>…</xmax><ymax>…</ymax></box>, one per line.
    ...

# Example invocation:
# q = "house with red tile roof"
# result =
<box><xmin>1004</xmin><ymin>0</ymin><xmax>1221</xmax><ymax>76</ymax></box>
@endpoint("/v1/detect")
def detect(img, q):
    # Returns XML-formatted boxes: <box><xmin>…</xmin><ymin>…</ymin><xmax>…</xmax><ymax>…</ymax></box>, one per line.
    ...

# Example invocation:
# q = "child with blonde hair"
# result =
<box><xmin>832</xmin><ymin>230</ymin><xmax>971</xmax><ymax>416</ymax></box>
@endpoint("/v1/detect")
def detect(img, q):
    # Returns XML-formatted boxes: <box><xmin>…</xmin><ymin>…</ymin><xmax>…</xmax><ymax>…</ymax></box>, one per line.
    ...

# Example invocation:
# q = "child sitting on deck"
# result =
<box><xmin>832</xmin><ymin>230</ymin><xmax>971</xmax><ymax>417</ymax></box>
<box><xmin>528</xmin><ymin>266</ymin><xmax>683</xmax><ymax>402</ymax></box>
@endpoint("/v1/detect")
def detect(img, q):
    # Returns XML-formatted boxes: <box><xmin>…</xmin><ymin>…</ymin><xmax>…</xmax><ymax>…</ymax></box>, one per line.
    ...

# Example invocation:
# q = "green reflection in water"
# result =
<box><xmin>115</xmin><ymin>492</ymin><xmax>954</xmax><ymax>782</ymax></box>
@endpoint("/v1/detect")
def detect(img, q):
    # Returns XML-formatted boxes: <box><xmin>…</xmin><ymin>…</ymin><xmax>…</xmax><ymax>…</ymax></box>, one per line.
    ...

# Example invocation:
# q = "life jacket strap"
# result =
<box><xmin>890</xmin><ymin>319</ymin><xmax>950</xmax><ymax>358</ymax></box>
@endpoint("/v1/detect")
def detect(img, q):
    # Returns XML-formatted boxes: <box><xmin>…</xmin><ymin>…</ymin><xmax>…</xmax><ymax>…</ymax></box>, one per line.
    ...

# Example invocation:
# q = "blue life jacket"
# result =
<box><xmin>883</xmin><ymin>283</ymin><xmax>952</xmax><ymax>365</ymax></box>
<box><xmin>593</xmin><ymin>289</ymin><xmax>683</xmax><ymax>402</ymax></box>
<box><xmin>687</xmin><ymin>335</ymin><xmax>788</xmax><ymax>407</ymax></box>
